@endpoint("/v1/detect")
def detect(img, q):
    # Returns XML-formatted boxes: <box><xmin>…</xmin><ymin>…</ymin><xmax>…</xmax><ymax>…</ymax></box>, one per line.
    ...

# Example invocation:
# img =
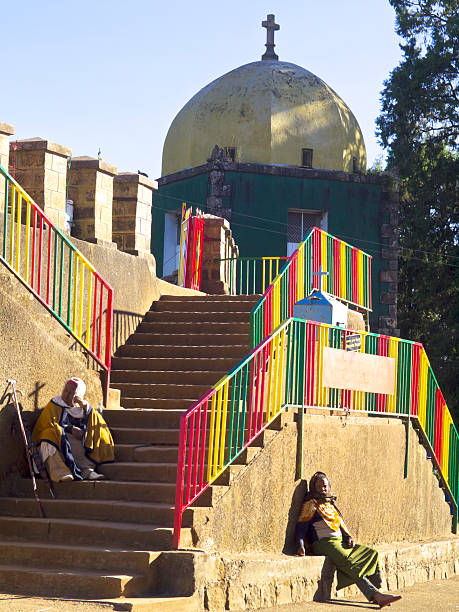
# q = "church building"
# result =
<box><xmin>152</xmin><ymin>15</ymin><xmax>399</xmax><ymax>335</ymax></box>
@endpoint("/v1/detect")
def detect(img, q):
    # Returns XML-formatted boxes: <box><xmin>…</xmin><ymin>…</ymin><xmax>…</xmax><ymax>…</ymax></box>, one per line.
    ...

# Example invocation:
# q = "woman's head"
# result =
<box><xmin>309</xmin><ymin>471</ymin><xmax>331</xmax><ymax>498</ymax></box>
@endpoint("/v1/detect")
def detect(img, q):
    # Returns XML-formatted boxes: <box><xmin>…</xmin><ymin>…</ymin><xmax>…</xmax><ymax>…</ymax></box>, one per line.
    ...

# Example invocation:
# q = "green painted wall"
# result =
<box><xmin>152</xmin><ymin>173</ymin><xmax>208</xmax><ymax>276</ymax></box>
<box><xmin>153</xmin><ymin>169</ymin><xmax>389</xmax><ymax>329</ymax></box>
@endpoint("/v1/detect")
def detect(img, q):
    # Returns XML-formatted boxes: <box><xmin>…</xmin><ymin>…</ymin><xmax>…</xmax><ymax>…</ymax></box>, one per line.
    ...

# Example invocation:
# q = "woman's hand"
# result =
<box><xmin>71</xmin><ymin>426</ymin><xmax>84</xmax><ymax>440</ymax></box>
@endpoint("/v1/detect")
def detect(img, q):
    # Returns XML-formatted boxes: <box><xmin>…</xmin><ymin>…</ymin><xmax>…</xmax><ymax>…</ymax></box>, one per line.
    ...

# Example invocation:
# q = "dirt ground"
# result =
<box><xmin>0</xmin><ymin>575</ymin><xmax>457</xmax><ymax>612</ymax></box>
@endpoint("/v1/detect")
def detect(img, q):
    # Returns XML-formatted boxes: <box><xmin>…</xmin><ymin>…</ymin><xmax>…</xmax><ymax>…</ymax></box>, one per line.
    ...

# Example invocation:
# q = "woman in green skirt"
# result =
<box><xmin>295</xmin><ymin>472</ymin><xmax>402</xmax><ymax>609</ymax></box>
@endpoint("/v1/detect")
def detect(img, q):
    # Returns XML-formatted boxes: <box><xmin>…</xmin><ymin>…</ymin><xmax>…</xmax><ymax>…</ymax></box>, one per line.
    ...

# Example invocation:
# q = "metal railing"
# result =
<box><xmin>178</xmin><ymin>203</ymin><xmax>205</xmax><ymax>291</ymax></box>
<box><xmin>215</xmin><ymin>256</ymin><xmax>288</xmax><ymax>295</ymax></box>
<box><xmin>250</xmin><ymin>227</ymin><xmax>372</xmax><ymax>347</ymax></box>
<box><xmin>173</xmin><ymin>317</ymin><xmax>458</xmax><ymax>547</ymax></box>
<box><xmin>0</xmin><ymin>164</ymin><xmax>113</xmax><ymax>398</ymax></box>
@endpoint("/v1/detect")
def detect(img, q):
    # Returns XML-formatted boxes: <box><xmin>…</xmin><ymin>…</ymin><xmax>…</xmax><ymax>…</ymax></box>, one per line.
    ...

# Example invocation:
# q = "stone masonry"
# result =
<box><xmin>379</xmin><ymin>172</ymin><xmax>400</xmax><ymax>336</ymax></box>
<box><xmin>0</xmin><ymin>122</ymin><xmax>14</xmax><ymax>222</ymax></box>
<box><xmin>8</xmin><ymin>137</ymin><xmax>71</xmax><ymax>230</ymax></box>
<box><xmin>68</xmin><ymin>156</ymin><xmax>117</xmax><ymax>245</ymax></box>
<box><xmin>112</xmin><ymin>172</ymin><xmax>156</xmax><ymax>255</ymax></box>
<box><xmin>201</xmin><ymin>214</ymin><xmax>239</xmax><ymax>294</ymax></box>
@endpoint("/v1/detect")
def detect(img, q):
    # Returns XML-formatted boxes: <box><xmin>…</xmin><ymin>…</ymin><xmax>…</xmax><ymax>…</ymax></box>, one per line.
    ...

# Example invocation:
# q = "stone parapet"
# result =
<box><xmin>0</xmin><ymin>122</ymin><xmax>14</xmax><ymax>170</ymax></box>
<box><xmin>68</xmin><ymin>156</ymin><xmax>117</xmax><ymax>244</ymax></box>
<box><xmin>153</xmin><ymin>537</ymin><xmax>459</xmax><ymax>610</ymax></box>
<box><xmin>200</xmin><ymin>214</ymin><xmax>239</xmax><ymax>294</ymax></box>
<box><xmin>0</xmin><ymin>122</ymin><xmax>14</xmax><ymax>223</ymax></box>
<box><xmin>8</xmin><ymin>137</ymin><xmax>71</xmax><ymax>230</ymax></box>
<box><xmin>112</xmin><ymin>172</ymin><xmax>156</xmax><ymax>255</ymax></box>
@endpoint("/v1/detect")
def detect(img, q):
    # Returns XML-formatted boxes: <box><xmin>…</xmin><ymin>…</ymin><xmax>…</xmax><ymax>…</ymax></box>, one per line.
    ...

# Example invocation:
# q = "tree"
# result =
<box><xmin>376</xmin><ymin>0</ymin><xmax>458</xmax><ymax>420</ymax></box>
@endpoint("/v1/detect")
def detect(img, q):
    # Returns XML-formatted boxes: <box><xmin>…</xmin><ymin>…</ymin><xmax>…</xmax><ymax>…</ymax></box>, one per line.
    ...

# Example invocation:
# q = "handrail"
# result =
<box><xmin>178</xmin><ymin>203</ymin><xmax>205</xmax><ymax>290</ymax></box>
<box><xmin>173</xmin><ymin>317</ymin><xmax>458</xmax><ymax>548</ymax></box>
<box><xmin>0</xmin><ymin>164</ymin><xmax>113</xmax><ymax>400</ymax></box>
<box><xmin>250</xmin><ymin>227</ymin><xmax>372</xmax><ymax>347</ymax></box>
<box><xmin>214</xmin><ymin>256</ymin><xmax>288</xmax><ymax>295</ymax></box>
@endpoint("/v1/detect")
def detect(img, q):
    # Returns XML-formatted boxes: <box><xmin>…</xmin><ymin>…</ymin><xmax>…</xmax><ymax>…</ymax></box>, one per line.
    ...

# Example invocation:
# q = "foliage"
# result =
<box><xmin>376</xmin><ymin>0</ymin><xmax>458</xmax><ymax>420</ymax></box>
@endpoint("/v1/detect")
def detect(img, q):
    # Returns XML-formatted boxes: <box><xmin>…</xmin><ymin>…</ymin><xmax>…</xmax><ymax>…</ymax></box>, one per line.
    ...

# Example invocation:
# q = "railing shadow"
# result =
<box><xmin>69</xmin><ymin>309</ymin><xmax>143</xmax><ymax>365</ymax></box>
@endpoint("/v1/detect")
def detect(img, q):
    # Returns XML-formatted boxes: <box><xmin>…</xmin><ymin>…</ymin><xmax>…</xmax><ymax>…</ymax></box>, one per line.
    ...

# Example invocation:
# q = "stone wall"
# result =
<box><xmin>201</xmin><ymin>215</ymin><xmax>239</xmax><ymax>294</ymax></box>
<box><xmin>153</xmin><ymin>537</ymin><xmax>459</xmax><ymax>610</ymax></box>
<box><xmin>0</xmin><ymin>123</ymin><xmax>14</xmax><ymax>227</ymax></box>
<box><xmin>68</xmin><ymin>157</ymin><xmax>117</xmax><ymax>244</ymax></box>
<box><xmin>190</xmin><ymin>414</ymin><xmax>454</xmax><ymax>554</ymax></box>
<box><xmin>10</xmin><ymin>138</ymin><xmax>71</xmax><ymax>228</ymax></box>
<box><xmin>112</xmin><ymin>172</ymin><xmax>156</xmax><ymax>255</ymax></box>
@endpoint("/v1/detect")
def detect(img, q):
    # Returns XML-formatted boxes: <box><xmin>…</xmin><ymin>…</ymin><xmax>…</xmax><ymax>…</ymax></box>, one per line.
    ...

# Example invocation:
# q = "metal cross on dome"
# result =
<box><xmin>261</xmin><ymin>14</ymin><xmax>280</xmax><ymax>61</ymax></box>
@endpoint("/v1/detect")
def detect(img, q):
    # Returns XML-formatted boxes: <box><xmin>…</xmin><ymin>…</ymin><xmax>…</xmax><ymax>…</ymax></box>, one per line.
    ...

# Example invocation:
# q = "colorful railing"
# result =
<box><xmin>178</xmin><ymin>203</ymin><xmax>205</xmax><ymax>290</ymax></box>
<box><xmin>173</xmin><ymin>317</ymin><xmax>458</xmax><ymax>547</ymax></box>
<box><xmin>215</xmin><ymin>256</ymin><xmax>288</xmax><ymax>295</ymax></box>
<box><xmin>0</xmin><ymin>165</ymin><xmax>113</xmax><ymax>397</ymax></box>
<box><xmin>250</xmin><ymin>227</ymin><xmax>372</xmax><ymax>346</ymax></box>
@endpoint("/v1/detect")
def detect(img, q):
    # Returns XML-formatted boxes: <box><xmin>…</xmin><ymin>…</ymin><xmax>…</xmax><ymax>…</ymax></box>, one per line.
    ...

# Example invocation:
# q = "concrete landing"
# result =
<box><xmin>1</xmin><ymin>575</ymin><xmax>459</xmax><ymax>611</ymax></box>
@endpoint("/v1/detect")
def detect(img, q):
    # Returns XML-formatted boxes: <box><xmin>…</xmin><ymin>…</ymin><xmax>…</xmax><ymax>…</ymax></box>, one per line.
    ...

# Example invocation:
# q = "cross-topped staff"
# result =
<box><xmin>261</xmin><ymin>14</ymin><xmax>280</xmax><ymax>61</ymax></box>
<box><xmin>313</xmin><ymin>265</ymin><xmax>329</xmax><ymax>290</ymax></box>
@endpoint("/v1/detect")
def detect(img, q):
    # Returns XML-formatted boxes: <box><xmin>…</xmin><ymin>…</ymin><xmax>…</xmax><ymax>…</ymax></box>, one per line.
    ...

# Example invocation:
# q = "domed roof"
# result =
<box><xmin>161</xmin><ymin>59</ymin><xmax>366</xmax><ymax>176</ymax></box>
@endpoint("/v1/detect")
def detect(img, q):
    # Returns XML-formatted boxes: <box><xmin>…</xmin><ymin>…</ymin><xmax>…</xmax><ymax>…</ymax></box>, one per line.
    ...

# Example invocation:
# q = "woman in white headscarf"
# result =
<box><xmin>32</xmin><ymin>377</ymin><xmax>114</xmax><ymax>482</ymax></box>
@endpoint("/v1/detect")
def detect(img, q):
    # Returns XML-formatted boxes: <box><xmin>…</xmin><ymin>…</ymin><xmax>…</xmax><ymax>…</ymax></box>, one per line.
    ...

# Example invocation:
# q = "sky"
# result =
<box><xmin>1</xmin><ymin>1</ymin><xmax>403</xmax><ymax>179</ymax></box>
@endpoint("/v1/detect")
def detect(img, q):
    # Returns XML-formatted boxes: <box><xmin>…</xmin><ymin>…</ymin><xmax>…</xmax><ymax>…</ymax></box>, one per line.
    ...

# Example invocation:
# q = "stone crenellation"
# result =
<box><xmin>113</xmin><ymin>172</ymin><xmax>157</xmax><ymax>255</ymax></box>
<box><xmin>0</xmin><ymin>122</ymin><xmax>14</xmax><ymax>220</ymax></box>
<box><xmin>1</xmin><ymin>126</ymin><xmax>157</xmax><ymax>259</ymax></box>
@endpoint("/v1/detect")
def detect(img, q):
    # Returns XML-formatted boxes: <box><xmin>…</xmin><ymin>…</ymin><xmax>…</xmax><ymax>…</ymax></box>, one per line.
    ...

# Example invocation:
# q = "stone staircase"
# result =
<box><xmin>0</xmin><ymin>294</ymin><xmax>261</xmax><ymax>601</ymax></box>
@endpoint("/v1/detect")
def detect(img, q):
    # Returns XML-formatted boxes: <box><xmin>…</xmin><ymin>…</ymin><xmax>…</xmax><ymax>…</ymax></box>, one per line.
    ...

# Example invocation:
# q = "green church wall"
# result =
<box><xmin>152</xmin><ymin>172</ymin><xmax>208</xmax><ymax>276</ymax></box>
<box><xmin>153</xmin><ymin>166</ymin><xmax>394</xmax><ymax>332</ymax></box>
<box><xmin>225</xmin><ymin>171</ymin><xmax>388</xmax><ymax>328</ymax></box>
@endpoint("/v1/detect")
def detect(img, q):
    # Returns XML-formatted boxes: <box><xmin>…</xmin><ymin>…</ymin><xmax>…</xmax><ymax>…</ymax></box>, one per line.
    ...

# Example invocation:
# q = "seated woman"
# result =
<box><xmin>32</xmin><ymin>377</ymin><xmax>114</xmax><ymax>482</ymax></box>
<box><xmin>295</xmin><ymin>471</ymin><xmax>402</xmax><ymax>609</ymax></box>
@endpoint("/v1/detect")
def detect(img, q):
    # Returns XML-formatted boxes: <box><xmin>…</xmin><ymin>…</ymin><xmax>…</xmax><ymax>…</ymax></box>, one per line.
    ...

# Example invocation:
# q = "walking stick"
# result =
<box><xmin>6</xmin><ymin>379</ymin><xmax>53</xmax><ymax>517</ymax></box>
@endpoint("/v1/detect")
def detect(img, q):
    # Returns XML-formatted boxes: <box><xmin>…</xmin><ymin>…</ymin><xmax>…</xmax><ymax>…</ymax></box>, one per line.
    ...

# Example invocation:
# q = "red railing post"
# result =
<box><xmin>173</xmin><ymin>414</ymin><xmax>188</xmax><ymax>549</ymax></box>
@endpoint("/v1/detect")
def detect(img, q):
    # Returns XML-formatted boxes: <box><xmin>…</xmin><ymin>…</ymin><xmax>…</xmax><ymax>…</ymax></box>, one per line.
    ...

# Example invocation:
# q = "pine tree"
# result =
<box><xmin>377</xmin><ymin>0</ymin><xmax>458</xmax><ymax>419</ymax></box>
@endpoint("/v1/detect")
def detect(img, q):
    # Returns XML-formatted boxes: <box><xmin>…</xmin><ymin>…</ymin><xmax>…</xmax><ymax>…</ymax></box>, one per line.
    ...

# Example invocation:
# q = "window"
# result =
<box><xmin>287</xmin><ymin>209</ymin><xmax>328</xmax><ymax>257</ymax></box>
<box><xmin>301</xmin><ymin>148</ymin><xmax>313</xmax><ymax>168</ymax></box>
<box><xmin>352</xmin><ymin>157</ymin><xmax>358</xmax><ymax>173</ymax></box>
<box><xmin>224</xmin><ymin>147</ymin><xmax>237</xmax><ymax>162</ymax></box>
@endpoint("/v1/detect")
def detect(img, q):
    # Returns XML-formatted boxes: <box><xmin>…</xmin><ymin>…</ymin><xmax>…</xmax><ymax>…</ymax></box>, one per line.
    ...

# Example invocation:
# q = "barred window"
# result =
<box><xmin>301</xmin><ymin>148</ymin><xmax>313</xmax><ymax>168</ymax></box>
<box><xmin>288</xmin><ymin>210</ymin><xmax>324</xmax><ymax>243</ymax></box>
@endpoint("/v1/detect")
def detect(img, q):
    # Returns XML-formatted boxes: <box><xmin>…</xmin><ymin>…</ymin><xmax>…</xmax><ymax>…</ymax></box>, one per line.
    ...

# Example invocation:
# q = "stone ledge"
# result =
<box><xmin>158</xmin><ymin>162</ymin><xmax>395</xmax><ymax>187</ymax></box>
<box><xmin>11</xmin><ymin>137</ymin><xmax>71</xmax><ymax>157</ymax></box>
<box><xmin>115</xmin><ymin>172</ymin><xmax>158</xmax><ymax>189</ymax></box>
<box><xmin>157</xmin><ymin>536</ymin><xmax>459</xmax><ymax>610</ymax></box>
<box><xmin>0</xmin><ymin>122</ymin><xmax>14</xmax><ymax>136</ymax></box>
<box><xmin>70</xmin><ymin>156</ymin><xmax>117</xmax><ymax>176</ymax></box>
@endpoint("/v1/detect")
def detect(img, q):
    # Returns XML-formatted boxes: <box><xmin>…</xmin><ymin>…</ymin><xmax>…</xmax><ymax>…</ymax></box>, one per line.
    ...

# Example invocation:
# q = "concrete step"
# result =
<box><xmin>111</xmin><ymin>356</ymin><xmax>238</xmax><ymax>372</ymax></box>
<box><xmin>111</xmin><ymin>370</ymin><xmax>225</xmax><ymax>385</ymax></box>
<box><xmin>111</xmin><ymin>426</ymin><xmax>181</xmax><ymax>444</ymax></box>
<box><xmin>117</xmin><ymin>344</ymin><xmax>248</xmax><ymax>358</ymax></box>
<box><xmin>115</xmin><ymin>444</ymin><xmax>178</xmax><ymax>463</ymax></box>
<box><xmin>111</xmin><ymin>382</ymin><xmax>210</xmax><ymax>399</ymax></box>
<box><xmin>158</xmin><ymin>295</ymin><xmax>260</xmax><ymax>302</ymax></box>
<box><xmin>152</xmin><ymin>299</ymin><xmax>257</xmax><ymax>312</ymax></box>
<box><xmin>137</xmin><ymin>321</ymin><xmax>249</xmax><ymax>334</ymax></box>
<box><xmin>0</xmin><ymin>540</ymin><xmax>159</xmax><ymax>573</ymax></box>
<box><xmin>119</xmin><ymin>397</ymin><xmax>196</xmax><ymax>410</ymax></box>
<box><xmin>0</xmin><ymin>515</ymin><xmax>190</xmax><ymax>549</ymax></box>
<box><xmin>100</xmin><ymin>462</ymin><xmax>178</xmax><ymax>483</ymax></box>
<box><xmin>126</xmin><ymin>333</ymin><xmax>249</xmax><ymax>346</ymax></box>
<box><xmin>0</xmin><ymin>497</ymin><xmax>182</xmax><ymax>526</ymax></box>
<box><xmin>15</xmin><ymin>479</ymin><xmax>178</xmax><ymax>503</ymax></box>
<box><xmin>104</xmin><ymin>409</ymin><xmax>184</xmax><ymax>428</ymax></box>
<box><xmin>145</xmin><ymin>310</ymin><xmax>250</xmax><ymax>323</ymax></box>
<box><xmin>0</xmin><ymin>564</ymin><xmax>149</xmax><ymax>599</ymax></box>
